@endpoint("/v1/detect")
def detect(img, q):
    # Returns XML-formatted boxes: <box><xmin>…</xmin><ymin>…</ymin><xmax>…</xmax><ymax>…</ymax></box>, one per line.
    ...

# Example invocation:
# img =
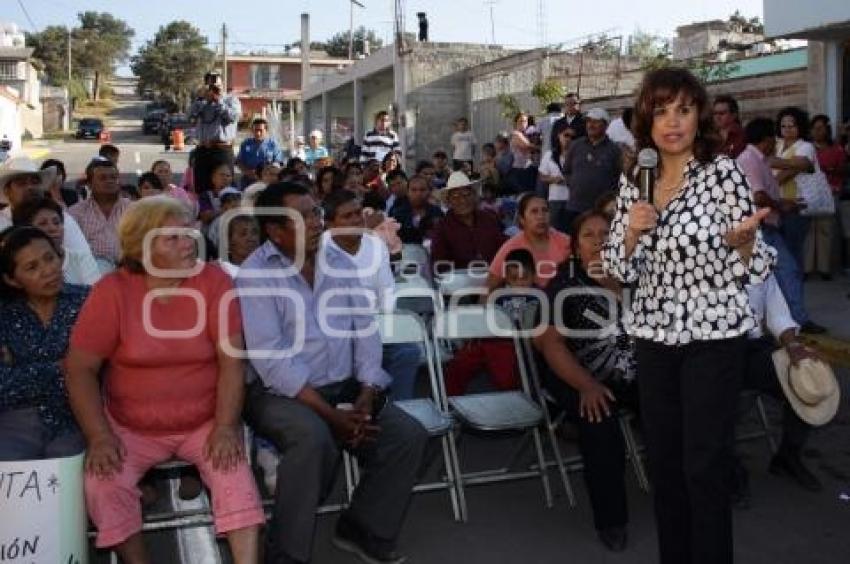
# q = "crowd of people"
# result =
<box><xmin>0</xmin><ymin>65</ymin><xmax>847</xmax><ymax>564</ymax></box>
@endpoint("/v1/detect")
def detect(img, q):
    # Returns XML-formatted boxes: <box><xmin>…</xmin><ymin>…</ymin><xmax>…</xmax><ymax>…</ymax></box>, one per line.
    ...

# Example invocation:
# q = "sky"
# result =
<box><xmin>11</xmin><ymin>0</ymin><xmax>765</xmax><ymax>72</ymax></box>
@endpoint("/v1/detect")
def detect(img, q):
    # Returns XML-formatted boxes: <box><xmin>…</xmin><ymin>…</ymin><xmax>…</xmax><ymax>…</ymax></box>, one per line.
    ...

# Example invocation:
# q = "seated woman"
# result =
<box><xmin>65</xmin><ymin>196</ymin><xmax>263</xmax><ymax>563</ymax></box>
<box><xmin>0</xmin><ymin>226</ymin><xmax>87</xmax><ymax>460</ymax></box>
<box><xmin>486</xmin><ymin>193</ymin><xmax>571</xmax><ymax>291</ymax></box>
<box><xmin>13</xmin><ymin>195</ymin><xmax>100</xmax><ymax>286</ymax></box>
<box><xmin>533</xmin><ymin>210</ymin><xmax>636</xmax><ymax>552</ymax></box>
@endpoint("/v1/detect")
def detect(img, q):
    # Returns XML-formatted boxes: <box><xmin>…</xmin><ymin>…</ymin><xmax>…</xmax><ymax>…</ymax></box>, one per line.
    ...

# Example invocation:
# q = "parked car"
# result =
<box><xmin>161</xmin><ymin>114</ymin><xmax>197</xmax><ymax>147</ymax></box>
<box><xmin>75</xmin><ymin>118</ymin><xmax>105</xmax><ymax>140</ymax></box>
<box><xmin>142</xmin><ymin>109</ymin><xmax>166</xmax><ymax>134</ymax></box>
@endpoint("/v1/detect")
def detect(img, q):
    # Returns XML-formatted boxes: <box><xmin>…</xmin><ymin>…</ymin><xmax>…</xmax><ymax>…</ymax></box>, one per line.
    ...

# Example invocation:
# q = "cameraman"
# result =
<box><xmin>189</xmin><ymin>76</ymin><xmax>241</xmax><ymax>195</ymax></box>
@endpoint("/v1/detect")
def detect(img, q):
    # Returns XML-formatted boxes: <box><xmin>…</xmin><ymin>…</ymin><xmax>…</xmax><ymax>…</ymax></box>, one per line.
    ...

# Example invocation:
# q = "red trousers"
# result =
<box><xmin>444</xmin><ymin>339</ymin><xmax>520</xmax><ymax>396</ymax></box>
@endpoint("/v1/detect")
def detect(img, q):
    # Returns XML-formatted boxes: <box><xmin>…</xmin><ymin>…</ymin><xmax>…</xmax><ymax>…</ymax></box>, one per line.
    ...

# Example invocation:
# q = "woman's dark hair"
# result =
<box><xmin>744</xmin><ymin>118</ymin><xmax>776</xmax><ymax>145</ymax></box>
<box><xmin>551</xmin><ymin>121</ymin><xmax>575</xmax><ymax>171</ymax></box>
<box><xmin>40</xmin><ymin>158</ymin><xmax>67</xmax><ymax>182</ymax></box>
<box><xmin>621</xmin><ymin>107</ymin><xmax>634</xmax><ymax>129</ymax></box>
<box><xmin>776</xmin><ymin>106</ymin><xmax>811</xmax><ymax>142</ymax></box>
<box><xmin>810</xmin><ymin>114</ymin><xmax>833</xmax><ymax>145</ymax></box>
<box><xmin>514</xmin><ymin>112</ymin><xmax>528</xmax><ymax>128</ymax></box>
<box><xmin>382</xmin><ymin>151</ymin><xmax>399</xmax><ymax>171</ymax></box>
<box><xmin>316</xmin><ymin>166</ymin><xmax>343</xmax><ymax>197</ymax></box>
<box><xmin>0</xmin><ymin>226</ymin><xmax>62</xmax><ymax>299</ymax></box>
<box><xmin>516</xmin><ymin>192</ymin><xmax>547</xmax><ymax>229</ymax></box>
<box><xmin>12</xmin><ymin>195</ymin><xmax>63</xmax><ymax>228</ymax></box>
<box><xmin>138</xmin><ymin>172</ymin><xmax>164</xmax><ymax>191</ymax></box>
<box><xmin>414</xmin><ymin>160</ymin><xmax>434</xmax><ymax>174</ymax></box>
<box><xmin>632</xmin><ymin>67</ymin><xmax>720</xmax><ymax>172</ymax></box>
<box><xmin>570</xmin><ymin>209</ymin><xmax>611</xmax><ymax>256</ymax></box>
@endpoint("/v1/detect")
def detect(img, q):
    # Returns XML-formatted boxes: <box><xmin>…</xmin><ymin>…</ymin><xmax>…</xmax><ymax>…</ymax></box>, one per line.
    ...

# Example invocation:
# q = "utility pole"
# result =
<box><xmin>67</xmin><ymin>28</ymin><xmax>71</xmax><ymax>84</ymax></box>
<box><xmin>348</xmin><ymin>0</ymin><xmax>365</xmax><ymax>60</ymax></box>
<box><xmin>221</xmin><ymin>23</ymin><xmax>228</xmax><ymax>90</ymax></box>
<box><xmin>484</xmin><ymin>1</ymin><xmax>497</xmax><ymax>46</ymax></box>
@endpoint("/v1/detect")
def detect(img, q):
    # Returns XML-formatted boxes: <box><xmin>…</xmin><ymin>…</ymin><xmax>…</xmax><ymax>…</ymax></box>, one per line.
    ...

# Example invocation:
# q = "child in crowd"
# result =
<box><xmin>432</xmin><ymin>150</ymin><xmax>451</xmax><ymax>188</ymax></box>
<box><xmin>444</xmin><ymin>248</ymin><xmax>539</xmax><ymax>395</ymax></box>
<box><xmin>451</xmin><ymin>117</ymin><xmax>477</xmax><ymax>171</ymax></box>
<box><xmin>479</xmin><ymin>143</ymin><xmax>500</xmax><ymax>191</ymax></box>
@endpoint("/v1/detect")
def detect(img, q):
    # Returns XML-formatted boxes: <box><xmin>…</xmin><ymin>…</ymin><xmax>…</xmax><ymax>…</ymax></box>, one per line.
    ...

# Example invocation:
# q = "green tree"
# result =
<box><xmin>324</xmin><ymin>26</ymin><xmax>383</xmax><ymax>58</ymax></box>
<box><xmin>26</xmin><ymin>25</ymin><xmax>71</xmax><ymax>86</ymax></box>
<box><xmin>628</xmin><ymin>30</ymin><xmax>669</xmax><ymax>62</ymax></box>
<box><xmin>497</xmin><ymin>93</ymin><xmax>521</xmax><ymax>122</ymax></box>
<box><xmin>531</xmin><ymin>80</ymin><xmax>564</xmax><ymax>112</ymax></box>
<box><xmin>131</xmin><ymin>21</ymin><xmax>215</xmax><ymax>109</ymax></box>
<box><xmin>72</xmin><ymin>12</ymin><xmax>134</xmax><ymax>99</ymax></box>
<box><xmin>580</xmin><ymin>34</ymin><xmax>620</xmax><ymax>58</ymax></box>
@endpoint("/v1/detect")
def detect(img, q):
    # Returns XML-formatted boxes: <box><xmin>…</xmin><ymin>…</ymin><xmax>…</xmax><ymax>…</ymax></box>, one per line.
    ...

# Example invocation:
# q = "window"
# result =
<box><xmin>250</xmin><ymin>63</ymin><xmax>281</xmax><ymax>90</ymax></box>
<box><xmin>0</xmin><ymin>61</ymin><xmax>19</xmax><ymax>80</ymax></box>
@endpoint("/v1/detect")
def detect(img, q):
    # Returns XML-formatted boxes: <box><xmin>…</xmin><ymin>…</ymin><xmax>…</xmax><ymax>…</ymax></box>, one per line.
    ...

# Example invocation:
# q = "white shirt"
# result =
<box><xmin>745</xmin><ymin>274</ymin><xmax>798</xmax><ymax>341</ymax></box>
<box><xmin>63</xmin><ymin>248</ymin><xmax>101</xmax><ymax>286</ymax></box>
<box><xmin>607</xmin><ymin>117</ymin><xmax>635</xmax><ymax>149</ymax></box>
<box><xmin>450</xmin><ymin>131</ymin><xmax>477</xmax><ymax>161</ymax></box>
<box><xmin>320</xmin><ymin>231</ymin><xmax>395</xmax><ymax>312</ymax></box>
<box><xmin>538</xmin><ymin>112</ymin><xmax>564</xmax><ymax>155</ymax></box>
<box><xmin>539</xmin><ymin>150</ymin><xmax>570</xmax><ymax>202</ymax></box>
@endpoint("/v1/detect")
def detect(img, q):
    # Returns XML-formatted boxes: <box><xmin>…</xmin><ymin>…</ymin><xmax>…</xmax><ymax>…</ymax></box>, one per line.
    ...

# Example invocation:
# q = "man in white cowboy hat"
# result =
<box><xmin>732</xmin><ymin>273</ymin><xmax>838</xmax><ymax>505</ymax></box>
<box><xmin>430</xmin><ymin>170</ymin><xmax>506</xmax><ymax>274</ymax></box>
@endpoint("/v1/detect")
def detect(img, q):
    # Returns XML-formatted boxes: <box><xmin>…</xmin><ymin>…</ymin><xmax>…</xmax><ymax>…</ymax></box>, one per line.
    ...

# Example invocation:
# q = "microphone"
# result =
<box><xmin>637</xmin><ymin>148</ymin><xmax>658</xmax><ymax>204</ymax></box>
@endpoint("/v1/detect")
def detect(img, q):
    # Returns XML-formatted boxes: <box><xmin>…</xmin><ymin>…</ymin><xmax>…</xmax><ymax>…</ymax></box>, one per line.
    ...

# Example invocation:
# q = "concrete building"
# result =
<box><xmin>300</xmin><ymin>37</ymin><xmax>512</xmax><ymax>166</ymax></box>
<box><xmin>673</xmin><ymin>18</ymin><xmax>765</xmax><ymax>61</ymax></box>
<box><xmin>40</xmin><ymin>85</ymin><xmax>69</xmax><ymax>132</ymax></box>
<box><xmin>226</xmin><ymin>52</ymin><xmax>351</xmax><ymax>118</ymax></box>
<box><xmin>763</xmin><ymin>0</ymin><xmax>850</xmax><ymax>126</ymax></box>
<box><xmin>470</xmin><ymin>48</ymin><xmax>643</xmax><ymax>148</ymax></box>
<box><xmin>0</xmin><ymin>85</ymin><xmax>23</xmax><ymax>154</ymax></box>
<box><xmin>0</xmin><ymin>22</ymin><xmax>42</xmax><ymax>139</ymax></box>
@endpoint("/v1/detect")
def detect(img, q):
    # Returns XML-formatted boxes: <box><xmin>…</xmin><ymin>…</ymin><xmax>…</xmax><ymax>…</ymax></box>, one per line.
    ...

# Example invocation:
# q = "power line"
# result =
<box><xmin>16</xmin><ymin>0</ymin><xmax>38</xmax><ymax>33</ymax></box>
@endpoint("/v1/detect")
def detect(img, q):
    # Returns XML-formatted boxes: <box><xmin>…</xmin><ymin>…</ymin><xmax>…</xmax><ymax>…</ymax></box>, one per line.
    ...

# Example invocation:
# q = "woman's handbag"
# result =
<box><xmin>797</xmin><ymin>171</ymin><xmax>836</xmax><ymax>217</ymax></box>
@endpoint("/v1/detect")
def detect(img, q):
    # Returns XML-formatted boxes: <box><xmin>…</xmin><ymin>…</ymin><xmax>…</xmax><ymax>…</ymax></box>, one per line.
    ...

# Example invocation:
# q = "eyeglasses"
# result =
<box><xmin>447</xmin><ymin>189</ymin><xmax>474</xmax><ymax>201</ymax></box>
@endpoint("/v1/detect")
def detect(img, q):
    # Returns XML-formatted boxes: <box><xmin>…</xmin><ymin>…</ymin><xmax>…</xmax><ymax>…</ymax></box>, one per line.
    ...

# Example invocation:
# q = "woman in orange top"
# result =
<box><xmin>65</xmin><ymin>196</ymin><xmax>262</xmax><ymax>563</ymax></box>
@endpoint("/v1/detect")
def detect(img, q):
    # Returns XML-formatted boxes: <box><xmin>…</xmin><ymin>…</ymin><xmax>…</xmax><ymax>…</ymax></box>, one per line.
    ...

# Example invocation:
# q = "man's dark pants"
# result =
<box><xmin>245</xmin><ymin>378</ymin><xmax>428</xmax><ymax>563</ymax></box>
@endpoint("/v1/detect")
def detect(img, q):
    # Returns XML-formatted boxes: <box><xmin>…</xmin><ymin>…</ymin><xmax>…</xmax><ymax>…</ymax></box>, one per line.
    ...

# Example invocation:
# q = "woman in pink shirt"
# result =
<box><xmin>65</xmin><ymin>196</ymin><xmax>262</xmax><ymax>563</ymax></box>
<box><xmin>487</xmin><ymin>193</ymin><xmax>572</xmax><ymax>291</ymax></box>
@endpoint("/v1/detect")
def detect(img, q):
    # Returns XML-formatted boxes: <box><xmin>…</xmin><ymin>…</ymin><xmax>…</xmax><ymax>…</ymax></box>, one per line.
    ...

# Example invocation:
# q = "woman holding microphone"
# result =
<box><xmin>603</xmin><ymin>68</ymin><xmax>774</xmax><ymax>564</ymax></box>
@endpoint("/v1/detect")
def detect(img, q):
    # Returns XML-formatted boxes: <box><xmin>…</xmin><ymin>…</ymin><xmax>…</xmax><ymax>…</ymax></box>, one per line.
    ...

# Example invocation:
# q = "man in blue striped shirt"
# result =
<box><xmin>237</xmin><ymin>182</ymin><xmax>426</xmax><ymax>564</ymax></box>
<box><xmin>360</xmin><ymin>111</ymin><xmax>400</xmax><ymax>164</ymax></box>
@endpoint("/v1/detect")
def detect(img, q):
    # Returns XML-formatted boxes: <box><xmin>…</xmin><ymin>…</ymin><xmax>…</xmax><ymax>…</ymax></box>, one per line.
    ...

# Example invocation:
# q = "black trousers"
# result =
<box><xmin>193</xmin><ymin>145</ymin><xmax>234</xmax><ymax>194</ymax></box>
<box><xmin>635</xmin><ymin>336</ymin><xmax>746</xmax><ymax>564</ymax></box>
<box><xmin>744</xmin><ymin>337</ymin><xmax>810</xmax><ymax>452</ymax></box>
<box><xmin>541</xmin><ymin>369</ymin><xmax>634</xmax><ymax>530</ymax></box>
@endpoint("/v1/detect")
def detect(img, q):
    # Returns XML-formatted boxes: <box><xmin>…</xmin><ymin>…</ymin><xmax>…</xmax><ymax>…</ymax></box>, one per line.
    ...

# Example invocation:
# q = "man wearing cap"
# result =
<box><xmin>559</xmin><ymin>107</ymin><xmax>621</xmax><ymax>231</ymax></box>
<box><xmin>733</xmin><ymin>273</ymin><xmax>832</xmax><ymax>505</ymax></box>
<box><xmin>237</xmin><ymin>118</ymin><xmax>283</xmax><ymax>188</ymax></box>
<box><xmin>430</xmin><ymin>171</ymin><xmax>506</xmax><ymax>274</ymax></box>
<box><xmin>189</xmin><ymin>79</ymin><xmax>242</xmax><ymax>195</ymax></box>
<box><xmin>304</xmin><ymin>130</ymin><xmax>329</xmax><ymax>167</ymax></box>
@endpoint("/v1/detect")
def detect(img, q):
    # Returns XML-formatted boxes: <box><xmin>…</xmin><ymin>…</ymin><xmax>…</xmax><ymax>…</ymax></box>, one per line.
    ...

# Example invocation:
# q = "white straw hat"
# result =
<box><xmin>772</xmin><ymin>349</ymin><xmax>840</xmax><ymax>426</ymax></box>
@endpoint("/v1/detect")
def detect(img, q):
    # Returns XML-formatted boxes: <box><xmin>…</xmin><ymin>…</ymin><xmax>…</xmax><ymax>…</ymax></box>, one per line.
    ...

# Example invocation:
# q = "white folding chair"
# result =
<box><xmin>378</xmin><ymin>311</ymin><xmax>466</xmax><ymax>521</ymax></box>
<box><xmin>435</xmin><ymin>267</ymin><xmax>489</xmax><ymax>307</ymax></box>
<box><xmin>433</xmin><ymin>305</ymin><xmax>554</xmax><ymax>514</ymax></box>
<box><xmin>397</xmin><ymin>243</ymin><xmax>433</xmax><ymax>282</ymax></box>
<box><xmin>393</xmin><ymin>274</ymin><xmax>442</xmax><ymax>316</ymax></box>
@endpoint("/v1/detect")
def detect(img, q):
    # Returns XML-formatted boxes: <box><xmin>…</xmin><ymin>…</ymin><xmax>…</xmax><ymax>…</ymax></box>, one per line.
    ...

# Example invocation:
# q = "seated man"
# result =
<box><xmin>389</xmin><ymin>174</ymin><xmax>444</xmax><ymax>245</ymax></box>
<box><xmin>321</xmin><ymin>189</ymin><xmax>423</xmax><ymax>401</ymax></box>
<box><xmin>237</xmin><ymin>182</ymin><xmax>427</xmax><ymax>564</ymax></box>
<box><xmin>430</xmin><ymin>171</ymin><xmax>506</xmax><ymax>274</ymax></box>
<box><xmin>735</xmin><ymin>273</ymin><xmax>822</xmax><ymax>505</ymax></box>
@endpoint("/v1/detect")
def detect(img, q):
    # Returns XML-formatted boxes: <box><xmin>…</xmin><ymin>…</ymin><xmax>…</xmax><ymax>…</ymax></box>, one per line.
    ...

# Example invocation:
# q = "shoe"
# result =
<box><xmin>333</xmin><ymin>515</ymin><xmax>407</xmax><ymax>564</ymax></box>
<box><xmin>597</xmin><ymin>526</ymin><xmax>628</xmax><ymax>552</ymax></box>
<box><xmin>800</xmin><ymin>321</ymin><xmax>827</xmax><ymax>335</ymax></box>
<box><xmin>769</xmin><ymin>450</ymin><xmax>823</xmax><ymax>492</ymax></box>
<box><xmin>178</xmin><ymin>474</ymin><xmax>203</xmax><ymax>500</ymax></box>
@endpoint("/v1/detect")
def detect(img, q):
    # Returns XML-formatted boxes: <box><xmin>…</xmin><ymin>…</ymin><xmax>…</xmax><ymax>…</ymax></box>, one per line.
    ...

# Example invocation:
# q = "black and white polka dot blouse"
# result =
<box><xmin>603</xmin><ymin>155</ymin><xmax>776</xmax><ymax>346</ymax></box>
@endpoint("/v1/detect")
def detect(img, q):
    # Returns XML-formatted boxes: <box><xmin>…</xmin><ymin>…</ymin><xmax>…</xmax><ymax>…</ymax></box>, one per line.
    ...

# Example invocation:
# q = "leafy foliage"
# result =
<box><xmin>497</xmin><ymin>93</ymin><xmax>521</xmax><ymax>122</ymax></box>
<box><xmin>131</xmin><ymin>21</ymin><xmax>215</xmax><ymax>109</ymax></box>
<box><xmin>323</xmin><ymin>27</ymin><xmax>383</xmax><ymax>58</ymax></box>
<box><xmin>531</xmin><ymin>80</ymin><xmax>564</xmax><ymax>112</ymax></box>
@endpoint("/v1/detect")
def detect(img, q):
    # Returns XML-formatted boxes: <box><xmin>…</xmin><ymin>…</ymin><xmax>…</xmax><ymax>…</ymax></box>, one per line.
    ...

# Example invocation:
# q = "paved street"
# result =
<box><xmin>22</xmin><ymin>102</ymin><xmax>850</xmax><ymax>564</ymax></box>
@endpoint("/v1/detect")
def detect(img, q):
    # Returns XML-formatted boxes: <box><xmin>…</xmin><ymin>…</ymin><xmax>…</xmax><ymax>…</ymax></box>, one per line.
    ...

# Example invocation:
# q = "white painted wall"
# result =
<box><xmin>0</xmin><ymin>93</ymin><xmax>23</xmax><ymax>155</ymax></box>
